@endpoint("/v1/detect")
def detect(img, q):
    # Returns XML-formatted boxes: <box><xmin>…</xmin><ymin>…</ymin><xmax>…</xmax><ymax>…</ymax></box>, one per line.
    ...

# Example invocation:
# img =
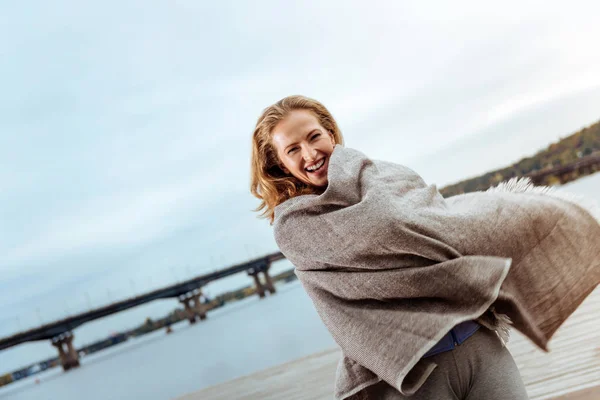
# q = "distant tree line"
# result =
<box><xmin>440</xmin><ymin>119</ymin><xmax>600</xmax><ymax>196</ymax></box>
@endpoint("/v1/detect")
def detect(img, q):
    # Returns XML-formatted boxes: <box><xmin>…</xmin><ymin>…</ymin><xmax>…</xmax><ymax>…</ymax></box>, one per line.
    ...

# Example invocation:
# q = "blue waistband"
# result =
<box><xmin>422</xmin><ymin>320</ymin><xmax>480</xmax><ymax>358</ymax></box>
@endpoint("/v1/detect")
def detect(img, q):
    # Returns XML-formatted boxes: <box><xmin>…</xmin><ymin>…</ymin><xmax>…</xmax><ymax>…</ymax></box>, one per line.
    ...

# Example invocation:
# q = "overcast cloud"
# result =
<box><xmin>1</xmin><ymin>0</ymin><xmax>600</xmax><ymax>372</ymax></box>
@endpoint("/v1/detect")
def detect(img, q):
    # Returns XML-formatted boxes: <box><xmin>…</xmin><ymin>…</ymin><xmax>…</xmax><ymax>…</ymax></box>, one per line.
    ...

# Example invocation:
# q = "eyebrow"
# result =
<box><xmin>284</xmin><ymin>129</ymin><xmax>320</xmax><ymax>152</ymax></box>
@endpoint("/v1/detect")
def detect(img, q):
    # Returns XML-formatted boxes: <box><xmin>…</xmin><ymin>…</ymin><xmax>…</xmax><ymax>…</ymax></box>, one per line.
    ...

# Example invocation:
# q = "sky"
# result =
<box><xmin>1</xmin><ymin>0</ymin><xmax>600</xmax><ymax>372</ymax></box>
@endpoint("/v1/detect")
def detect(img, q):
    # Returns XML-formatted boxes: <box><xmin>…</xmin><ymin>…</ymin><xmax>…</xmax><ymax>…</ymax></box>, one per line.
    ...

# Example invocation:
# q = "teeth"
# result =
<box><xmin>307</xmin><ymin>159</ymin><xmax>325</xmax><ymax>171</ymax></box>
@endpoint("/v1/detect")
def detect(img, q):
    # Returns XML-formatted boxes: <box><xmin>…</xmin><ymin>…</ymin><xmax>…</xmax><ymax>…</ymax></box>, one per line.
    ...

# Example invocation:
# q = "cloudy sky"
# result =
<box><xmin>1</xmin><ymin>0</ymin><xmax>600</xmax><ymax>372</ymax></box>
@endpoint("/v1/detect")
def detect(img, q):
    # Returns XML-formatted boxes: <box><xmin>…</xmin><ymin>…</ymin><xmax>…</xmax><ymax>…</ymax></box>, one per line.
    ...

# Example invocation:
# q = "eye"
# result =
<box><xmin>311</xmin><ymin>133</ymin><xmax>321</xmax><ymax>140</ymax></box>
<box><xmin>287</xmin><ymin>147</ymin><xmax>298</xmax><ymax>155</ymax></box>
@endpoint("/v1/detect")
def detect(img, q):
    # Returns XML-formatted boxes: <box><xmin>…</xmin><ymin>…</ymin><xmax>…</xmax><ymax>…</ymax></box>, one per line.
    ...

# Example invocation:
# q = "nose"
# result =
<box><xmin>301</xmin><ymin>145</ymin><xmax>317</xmax><ymax>162</ymax></box>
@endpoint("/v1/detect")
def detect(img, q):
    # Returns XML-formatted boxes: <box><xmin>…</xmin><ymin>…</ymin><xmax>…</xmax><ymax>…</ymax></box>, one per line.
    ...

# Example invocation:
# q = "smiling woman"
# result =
<box><xmin>250</xmin><ymin>95</ymin><xmax>344</xmax><ymax>223</ymax></box>
<box><xmin>248</xmin><ymin>95</ymin><xmax>600</xmax><ymax>400</ymax></box>
<box><xmin>271</xmin><ymin>110</ymin><xmax>335</xmax><ymax>187</ymax></box>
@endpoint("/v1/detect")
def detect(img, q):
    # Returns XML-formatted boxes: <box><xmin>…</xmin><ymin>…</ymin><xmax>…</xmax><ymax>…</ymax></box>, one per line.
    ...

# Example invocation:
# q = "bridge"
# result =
<box><xmin>0</xmin><ymin>251</ymin><xmax>286</xmax><ymax>371</ymax></box>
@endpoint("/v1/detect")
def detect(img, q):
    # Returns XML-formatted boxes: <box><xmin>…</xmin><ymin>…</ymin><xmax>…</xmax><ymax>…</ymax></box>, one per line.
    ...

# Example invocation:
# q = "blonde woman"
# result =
<box><xmin>250</xmin><ymin>95</ymin><xmax>600</xmax><ymax>399</ymax></box>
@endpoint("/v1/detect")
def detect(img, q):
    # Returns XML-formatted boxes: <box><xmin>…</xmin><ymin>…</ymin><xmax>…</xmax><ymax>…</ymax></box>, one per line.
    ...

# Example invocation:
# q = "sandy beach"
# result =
<box><xmin>178</xmin><ymin>287</ymin><xmax>600</xmax><ymax>400</ymax></box>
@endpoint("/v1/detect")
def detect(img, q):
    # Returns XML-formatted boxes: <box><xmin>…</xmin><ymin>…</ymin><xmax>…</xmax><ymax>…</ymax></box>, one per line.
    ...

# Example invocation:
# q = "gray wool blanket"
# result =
<box><xmin>273</xmin><ymin>145</ymin><xmax>600</xmax><ymax>399</ymax></box>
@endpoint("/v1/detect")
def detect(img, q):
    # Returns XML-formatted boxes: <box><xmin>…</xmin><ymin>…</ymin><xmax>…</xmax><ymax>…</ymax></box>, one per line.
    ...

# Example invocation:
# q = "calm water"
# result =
<box><xmin>2</xmin><ymin>173</ymin><xmax>598</xmax><ymax>400</ymax></box>
<box><xmin>0</xmin><ymin>282</ymin><xmax>336</xmax><ymax>400</ymax></box>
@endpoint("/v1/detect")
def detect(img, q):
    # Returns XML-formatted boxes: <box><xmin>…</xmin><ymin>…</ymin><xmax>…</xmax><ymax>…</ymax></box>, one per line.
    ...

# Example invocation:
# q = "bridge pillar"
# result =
<box><xmin>248</xmin><ymin>264</ymin><xmax>276</xmax><ymax>299</ymax></box>
<box><xmin>181</xmin><ymin>298</ymin><xmax>195</xmax><ymax>323</ymax></box>
<box><xmin>51</xmin><ymin>332</ymin><xmax>80</xmax><ymax>371</ymax></box>
<box><xmin>191</xmin><ymin>293</ymin><xmax>207</xmax><ymax>321</ymax></box>
<box><xmin>262</xmin><ymin>270</ymin><xmax>276</xmax><ymax>295</ymax></box>
<box><xmin>249</xmin><ymin>270</ymin><xmax>266</xmax><ymax>298</ymax></box>
<box><xmin>180</xmin><ymin>291</ymin><xmax>207</xmax><ymax>324</ymax></box>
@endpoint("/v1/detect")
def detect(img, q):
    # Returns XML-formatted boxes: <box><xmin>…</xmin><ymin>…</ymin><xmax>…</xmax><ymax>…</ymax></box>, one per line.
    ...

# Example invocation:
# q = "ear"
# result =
<box><xmin>328</xmin><ymin>131</ymin><xmax>336</xmax><ymax>145</ymax></box>
<box><xmin>281</xmin><ymin>165</ymin><xmax>290</xmax><ymax>174</ymax></box>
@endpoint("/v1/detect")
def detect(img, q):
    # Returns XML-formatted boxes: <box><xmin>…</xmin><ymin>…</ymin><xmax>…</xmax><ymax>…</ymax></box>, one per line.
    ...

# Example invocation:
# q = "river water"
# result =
<box><xmin>1</xmin><ymin>173</ymin><xmax>598</xmax><ymax>400</ymax></box>
<box><xmin>0</xmin><ymin>281</ymin><xmax>337</xmax><ymax>400</ymax></box>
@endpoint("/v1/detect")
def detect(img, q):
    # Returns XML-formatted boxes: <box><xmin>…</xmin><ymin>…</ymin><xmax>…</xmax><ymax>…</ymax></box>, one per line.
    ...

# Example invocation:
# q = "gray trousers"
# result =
<box><xmin>363</xmin><ymin>327</ymin><xmax>529</xmax><ymax>399</ymax></box>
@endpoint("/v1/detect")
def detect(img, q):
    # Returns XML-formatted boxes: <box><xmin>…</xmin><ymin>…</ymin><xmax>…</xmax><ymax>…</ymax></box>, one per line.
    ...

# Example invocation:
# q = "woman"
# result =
<box><xmin>250</xmin><ymin>95</ymin><xmax>600</xmax><ymax>399</ymax></box>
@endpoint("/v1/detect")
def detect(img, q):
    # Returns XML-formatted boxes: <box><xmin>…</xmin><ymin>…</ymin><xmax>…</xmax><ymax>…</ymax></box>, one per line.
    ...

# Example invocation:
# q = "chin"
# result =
<box><xmin>311</xmin><ymin>180</ymin><xmax>328</xmax><ymax>188</ymax></box>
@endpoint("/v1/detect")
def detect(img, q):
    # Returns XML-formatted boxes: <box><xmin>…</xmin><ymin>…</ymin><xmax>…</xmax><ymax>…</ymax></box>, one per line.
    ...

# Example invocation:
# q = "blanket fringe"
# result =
<box><xmin>477</xmin><ymin>307</ymin><xmax>512</xmax><ymax>346</ymax></box>
<box><xmin>486</xmin><ymin>177</ymin><xmax>600</xmax><ymax>225</ymax></box>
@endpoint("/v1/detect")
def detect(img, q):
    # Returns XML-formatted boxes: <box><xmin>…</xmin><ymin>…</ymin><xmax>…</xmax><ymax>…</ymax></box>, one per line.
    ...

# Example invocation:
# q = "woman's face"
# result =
<box><xmin>271</xmin><ymin>109</ymin><xmax>336</xmax><ymax>188</ymax></box>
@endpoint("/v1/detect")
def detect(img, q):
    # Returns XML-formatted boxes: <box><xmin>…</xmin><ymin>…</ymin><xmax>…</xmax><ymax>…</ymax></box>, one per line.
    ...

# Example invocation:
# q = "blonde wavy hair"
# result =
<box><xmin>250</xmin><ymin>95</ymin><xmax>344</xmax><ymax>223</ymax></box>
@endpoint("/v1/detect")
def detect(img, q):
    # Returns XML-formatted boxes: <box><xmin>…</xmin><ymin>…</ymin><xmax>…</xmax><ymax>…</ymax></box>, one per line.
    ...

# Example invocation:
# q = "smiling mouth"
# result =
<box><xmin>305</xmin><ymin>158</ymin><xmax>326</xmax><ymax>173</ymax></box>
